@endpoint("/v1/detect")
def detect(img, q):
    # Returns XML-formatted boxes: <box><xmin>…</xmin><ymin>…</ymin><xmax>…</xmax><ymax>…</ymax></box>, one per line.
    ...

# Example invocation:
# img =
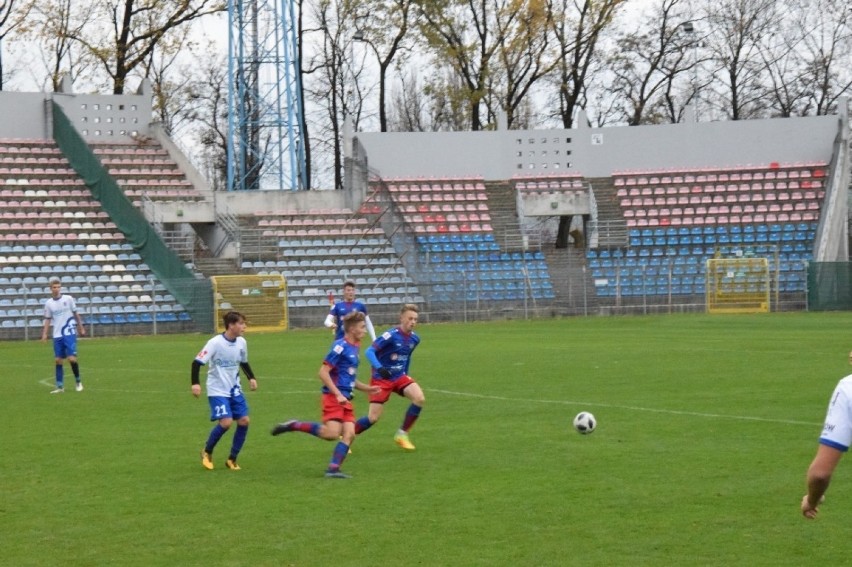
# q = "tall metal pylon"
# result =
<box><xmin>227</xmin><ymin>0</ymin><xmax>307</xmax><ymax>191</ymax></box>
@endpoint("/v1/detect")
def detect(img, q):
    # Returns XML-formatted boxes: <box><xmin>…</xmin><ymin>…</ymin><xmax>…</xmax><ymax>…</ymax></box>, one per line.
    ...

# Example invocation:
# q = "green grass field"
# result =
<box><xmin>5</xmin><ymin>312</ymin><xmax>852</xmax><ymax>566</ymax></box>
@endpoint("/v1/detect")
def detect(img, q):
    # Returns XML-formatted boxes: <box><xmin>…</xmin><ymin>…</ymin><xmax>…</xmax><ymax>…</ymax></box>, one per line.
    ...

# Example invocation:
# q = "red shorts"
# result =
<box><xmin>369</xmin><ymin>375</ymin><xmax>416</xmax><ymax>404</ymax></box>
<box><xmin>321</xmin><ymin>392</ymin><xmax>355</xmax><ymax>423</ymax></box>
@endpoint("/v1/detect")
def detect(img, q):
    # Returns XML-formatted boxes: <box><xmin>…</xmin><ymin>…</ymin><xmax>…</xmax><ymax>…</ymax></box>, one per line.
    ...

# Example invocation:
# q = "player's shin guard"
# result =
<box><xmin>205</xmin><ymin>424</ymin><xmax>228</xmax><ymax>453</ymax></box>
<box><xmin>55</xmin><ymin>364</ymin><xmax>64</xmax><ymax>388</ymax></box>
<box><xmin>400</xmin><ymin>404</ymin><xmax>421</xmax><ymax>432</ymax></box>
<box><xmin>328</xmin><ymin>441</ymin><xmax>349</xmax><ymax>470</ymax></box>
<box><xmin>354</xmin><ymin>416</ymin><xmax>373</xmax><ymax>434</ymax></box>
<box><xmin>230</xmin><ymin>424</ymin><xmax>248</xmax><ymax>460</ymax></box>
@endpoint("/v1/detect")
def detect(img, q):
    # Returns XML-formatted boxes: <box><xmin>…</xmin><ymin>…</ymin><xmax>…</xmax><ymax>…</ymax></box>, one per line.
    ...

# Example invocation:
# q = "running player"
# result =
<box><xmin>192</xmin><ymin>311</ymin><xmax>258</xmax><ymax>471</ymax></box>
<box><xmin>324</xmin><ymin>280</ymin><xmax>376</xmax><ymax>342</ymax></box>
<box><xmin>354</xmin><ymin>303</ymin><xmax>424</xmax><ymax>451</ymax></box>
<box><xmin>41</xmin><ymin>277</ymin><xmax>86</xmax><ymax>393</ymax></box>
<box><xmin>271</xmin><ymin>311</ymin><xmax>379</xmax><ymax>478</ymax></box>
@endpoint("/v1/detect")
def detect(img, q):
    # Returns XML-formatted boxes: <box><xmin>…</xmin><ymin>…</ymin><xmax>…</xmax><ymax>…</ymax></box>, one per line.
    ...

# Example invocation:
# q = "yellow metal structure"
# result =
<box><xmin>211</xmin><ymin>275</ymin><xmax>288</xmax><ymax>332</ymax></box>
<box><xmin>705</xmin><ymin>257</ymin><xmax>770</xmax><ymax>314</ymax></box>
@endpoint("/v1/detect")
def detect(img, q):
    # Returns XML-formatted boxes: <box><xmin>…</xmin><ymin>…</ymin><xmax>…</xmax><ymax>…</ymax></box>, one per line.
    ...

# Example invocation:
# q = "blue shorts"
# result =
<box><xmin>208</xmin><ymin>395</ymin><xmax>249</xmax><ymax>422</ymax></box>
<box><xmin>53</xmin><ymin>335</ymin><xmax>78</xmax><ymax>359</ymax></box>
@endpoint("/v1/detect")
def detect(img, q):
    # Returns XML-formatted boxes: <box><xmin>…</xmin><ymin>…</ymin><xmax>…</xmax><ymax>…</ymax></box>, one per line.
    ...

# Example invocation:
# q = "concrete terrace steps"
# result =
<box><xmin>587</xmin><ymin>176</ymin><xmax>628</xmax><ymax>247</ymax></box>
<box><xmin>483</xmin><ymin>180</ymin><xmax>525</xmax><ymax>249</ymax></box>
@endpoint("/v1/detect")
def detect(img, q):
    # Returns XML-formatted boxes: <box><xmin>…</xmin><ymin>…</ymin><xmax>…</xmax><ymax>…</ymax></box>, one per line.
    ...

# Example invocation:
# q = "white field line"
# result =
<box><xmin>428</xmin><ymin>388</ymin><xmax>822</xmax><ymax>427</ymax></box>
<box><xmin>35</xmin><ymin>376</ymin><xmax>821</xmax><ymax>427</ymax></box>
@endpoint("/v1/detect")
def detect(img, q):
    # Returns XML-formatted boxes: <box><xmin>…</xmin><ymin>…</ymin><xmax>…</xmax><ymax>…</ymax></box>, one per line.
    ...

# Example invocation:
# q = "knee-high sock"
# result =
<box><xmin>229</xmin><ymin>424</ymin><xmax>248</xmax><ymax>460</ymax></box>
<box><xmin>354</xmin><ymin>416</ymin><xmax>373</xmax><ymax>434</ymax></box>
<box><xmin>327</xmin><ymin>441</ymin><xmax>350</xmax><ymax>471</ymax></box>
<box><xmin>69</xmin><ymin>361</ymin><xmax>80</xmax><ymax>380</ymax></box>
<box><xmin>205</xmin><ymin>424</ymin><xmax>228</xmax><ymax>454</ymax></box>
<box><xmin>55</xmin><ymin>364</ymin><xmax>64</xmax><ymax>388</ymax></box>
<box><xmin>400</xmin><ymin>404</ymin><xmax>422</xmax><ymax>433</ymax></box>
<box><xmin>292</xmin><ymin>421</ymin><xmax>322</xmax><ymax>437</ymax></box>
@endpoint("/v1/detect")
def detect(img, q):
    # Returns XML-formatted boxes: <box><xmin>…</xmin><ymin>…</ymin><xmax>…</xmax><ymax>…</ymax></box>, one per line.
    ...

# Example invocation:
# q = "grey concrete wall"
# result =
<box><xmin>0</xmin><ymin>92</ymin><xmax>50</xmax><ymax>139</ymax></box>
<box><xmin>357</xmin><ymin>114</ymin><xmax>841</xmax><ymax>180</ymax></box>
<box><xmin>0</xmin><ymin>79</ymin><xmax>154</xmax><ymax>143</ymax></box>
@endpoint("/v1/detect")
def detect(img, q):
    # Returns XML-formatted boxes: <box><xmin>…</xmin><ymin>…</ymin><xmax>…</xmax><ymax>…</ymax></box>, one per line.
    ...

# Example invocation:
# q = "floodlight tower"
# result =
<box><xmin>227</xmin><ymin>0</ymin><xmax>307</xmax><ymax>191</ymax></box>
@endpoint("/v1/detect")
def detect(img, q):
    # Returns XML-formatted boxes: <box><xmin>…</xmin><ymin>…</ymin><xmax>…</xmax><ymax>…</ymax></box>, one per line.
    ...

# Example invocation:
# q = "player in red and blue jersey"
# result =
<box><xmin>354</xmin><ymin>303</ymin><xmax>424</xmax><ymax>451</ymax></box>
<box><xmin>324</xmin><ymin>281</ymin><xmax>376</xmax><ymax>342</ymax></box>
<box><xmin>271</xmin><ymin>311</ymin><xmax>379</xmax><ymax>478</ymax></box>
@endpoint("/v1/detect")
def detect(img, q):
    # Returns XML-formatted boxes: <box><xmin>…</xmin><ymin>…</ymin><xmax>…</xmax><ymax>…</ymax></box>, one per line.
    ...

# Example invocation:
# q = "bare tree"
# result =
<box><xmin>547</xmin><ymin>0</ymin><xmax>627</xmax><ymax>128</ymax></box>
<box><xmin>493</xmin><ymin>0</ymin><xmax>556</xmax><ymax>129</ymax></box>
<box><xmin>792</xmin><ymin>0</ymin><xmax>852</xmax><ymax>116</ymax></box>
<box><xmin>64</xmin><ymin>0</ymin><xmax>225</xmax><ymax>95</ymax></box>
<box><xmin>608</xmin><ymin>0</ymin><xmax>696</xmax><ymax>125</ymax></box>
<box><xmin>0</xmin><ymin>0</ymin><xmax>32</xmax><ymax>89</ymax></box>
<box><xmin>701</xmin><ymin>0</ymin><xmax>780</xmax><ymax>120</ymax></box>
<box><xmin>348</xmin><ymin>0</ymin><xmax>413</xmax><ymax>132</ymax></box>
<box><xmin>22</xmin><ymin>0</ymin><xmax>99</xmax><ymax>91</ymax></box>
<box><xmin>416</xmin><ymin>0</ymin><xmax>501</xmax><ymax>131</ymax></box>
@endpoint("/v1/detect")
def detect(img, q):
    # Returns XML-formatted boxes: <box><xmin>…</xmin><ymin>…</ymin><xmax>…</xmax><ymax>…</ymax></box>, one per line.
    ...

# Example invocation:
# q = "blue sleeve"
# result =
<box><xmin>365</xmin><ymin>346</ymin><xmax>382</xmax><ymax>368</ymax></box>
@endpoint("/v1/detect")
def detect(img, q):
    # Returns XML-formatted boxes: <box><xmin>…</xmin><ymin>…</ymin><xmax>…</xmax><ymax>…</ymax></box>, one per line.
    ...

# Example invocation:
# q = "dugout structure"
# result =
<box><xmin>211</xmin><ymin>275</ymin><xmax>288</xmax><ymax>332</ymax></box>
<box><xmin>705</xmin><ymin>257</ymin><xmax>770</xmax><ymax>314</ymax></box>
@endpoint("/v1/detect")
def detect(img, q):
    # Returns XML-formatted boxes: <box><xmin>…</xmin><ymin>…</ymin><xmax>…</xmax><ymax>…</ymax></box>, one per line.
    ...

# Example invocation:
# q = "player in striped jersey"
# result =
<box><xmin>271</xmin><ymin>311</ymin><xmax>379</xmax><ymax>478</ymax></box>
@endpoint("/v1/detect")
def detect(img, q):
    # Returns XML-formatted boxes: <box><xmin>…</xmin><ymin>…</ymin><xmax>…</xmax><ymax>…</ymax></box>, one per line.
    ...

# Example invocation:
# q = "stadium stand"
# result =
<box><xmin>0</xmin><ymin>138</ymin><xmax>193</xmax><ymax>337</ymax></box>
<box><xmin>240</xmin><ymin>207</ymin><xmax>424</xmax><ymax>314</ymax></box>
<box><xmin>589</xmin><ymin>162</ymin><xmax>828</xmax><ymax>299</ymax></box>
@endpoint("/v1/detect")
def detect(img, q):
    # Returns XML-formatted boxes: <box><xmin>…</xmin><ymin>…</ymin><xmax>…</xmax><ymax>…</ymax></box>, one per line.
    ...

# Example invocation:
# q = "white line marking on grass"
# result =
<box><xmin>429</xmin><ymin>388</ymin><xmax>821</xmax><ymax>427</ymax></box>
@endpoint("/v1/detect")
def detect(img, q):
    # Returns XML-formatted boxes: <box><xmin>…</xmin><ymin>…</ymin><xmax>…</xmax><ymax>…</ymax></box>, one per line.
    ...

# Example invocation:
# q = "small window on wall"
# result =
<box><xmin>541</xmin><ymin>137</ymin><xmax>547</xmax><ymax>143</ymax></box>
<box><xmin>94</xmin><ymin>130</ymin><xmax>101</xmax><ymax>136</ymax></box>
<box><xmin>541</xmin><ymin>150</ymin><xmax>548</xmax><ymax>157</ymax></box>
<box><xmin>120</xmin><ymin>130</ymin><xmax>127</xmax><ymax>135</ymax></box>
<box><xmin>553</xmin><ymin>137</ymin><xmax>559</xmax><ymax>144</ymax></box>
<box><xmin>132</xmin><ymin>118</ymin><xmax>138</xmax><ymax>124</ymax></box>
<box><xmin>81</xmin><ymin>117</ymin><xmax>88</xmax><ymax>123</ymax></box>
<box><xmin>516</xmin><ymin>139</ymin><xmax>523</xmax><ymax>145</ymax></box>
<box><xmin>119</xmin><ymin>104</ymin><xmax>125</xmax><ymax>110</ymax></box>
<box><xmin>516</xmin><ymin>151</ymin><xmax>523</xmax><ymax>157</ymax></box>
<box><xmin>542</xmin><ymin>163</ymin><xmax>548</xmax><ymax>169</ymax></box>
<box><xmin>528</xmin><ymin>163</ymin><xmax>535</xmax><ymax>169</ymax></box>
<box><xmin>82</xmin><ymin>129</ymin><xmax>89</xmax><ymax>135</ymax></box>
<box><xmin>131</xmin><ymin>105</ymin><xmax>137</xmax><ymax>111</ymax></box>
<box><xmin>566</xmin><ymin>150</ymin><xmax>572</xmax><ymax>155</ymax></box>
<box><xmin>119</xmin><ymin>117</ymin><xmax>126</xmax><ymax>123</ymax></box>
<box><xmin>553</xmin><ymin>163</ymin><xmax>561</xmax><ymax>169</ymax></box>
<box><xmin>566</xmin><ymin>162</ymin><xmax>572</xmax><ymax>168</ymax></box>
<box><xmin>81</xmin><ymin>103</ymin><xmax>87</xmax><ymax>110</ymax></box>
<box><xmin>131</xmin><ymin>130</ymin><xmax>138</xmax><ymax>137</ymax></box>
<box><xmin>94</xmin><ymin>117</ymin><xmax>101</xmax><ymax>123</ymax></box>
<box><xmin>516</xmin><ymin>163</ymin><xmax>524</xmax><ymax>169</ymax></box>
<box><xmin>106</xmin><ymin>117</ymin><xmax>113</xmax><ymax>123</ymax></box>
<box><xmin>566</xmin><ymin>137</ymin><xmax>572</xmax><ymax>143</ymax></box>
<box><xmin>528</xmin><ymin>151</ymin><xmax>535</xmax><ymax>157</ymax></box>
<box><xmin>93</xmin><ymin>104</ymin><xmax>100</xmax><ymax>110</ymax></box>
<box><xmin>528</xmin><ymin>138</ymin><xmax>535</xmax><ymax>144</ymax></box>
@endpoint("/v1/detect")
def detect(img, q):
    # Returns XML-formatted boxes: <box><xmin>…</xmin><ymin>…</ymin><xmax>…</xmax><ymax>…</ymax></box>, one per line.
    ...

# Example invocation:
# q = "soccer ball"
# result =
<box><xmin>573</xmin><ymin>411</ymin><xmax>596</xmax><ymax>434</ymax></box>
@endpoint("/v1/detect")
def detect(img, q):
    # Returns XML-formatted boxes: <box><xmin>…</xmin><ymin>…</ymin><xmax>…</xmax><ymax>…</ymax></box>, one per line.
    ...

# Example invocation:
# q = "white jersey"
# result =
<box><xmin>44</xmin><ymin>294</ymin><xmax>79</xmax><ymax>338</ymax></box>
<box><xmin>819</xmin><ymin>375</ymin><xmax>852</xmax><ymax>452</ymax></box>
<box><xmin>194</xmin><ymin>333</ymin><xmax>248</xmax><ymax>398</ymax></box>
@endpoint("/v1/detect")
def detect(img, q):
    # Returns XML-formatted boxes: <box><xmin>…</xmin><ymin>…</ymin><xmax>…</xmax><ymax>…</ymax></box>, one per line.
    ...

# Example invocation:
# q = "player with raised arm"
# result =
<box><xmin>324</xmin><ymin>280</ymin><xmax>376</xmax><ymax>342</ymax></box>
<box><xmin>41</xmin><ymin>277</ymin><xmax>86</xmax><ymax>393</ymax></box>
<box><xmin>353</xmin><ymin>303</ymin><xmax>424</xmax><ymax>451</ymax></box>
<box><xmin>192</xmin><ymin>311</ymin><xmax>258</xmax><ymax>471</ymax></box>
<box><xmin>271</xmin><ymin>311</ymin><xmax>379</xmax><ymax>478</ymax></box>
